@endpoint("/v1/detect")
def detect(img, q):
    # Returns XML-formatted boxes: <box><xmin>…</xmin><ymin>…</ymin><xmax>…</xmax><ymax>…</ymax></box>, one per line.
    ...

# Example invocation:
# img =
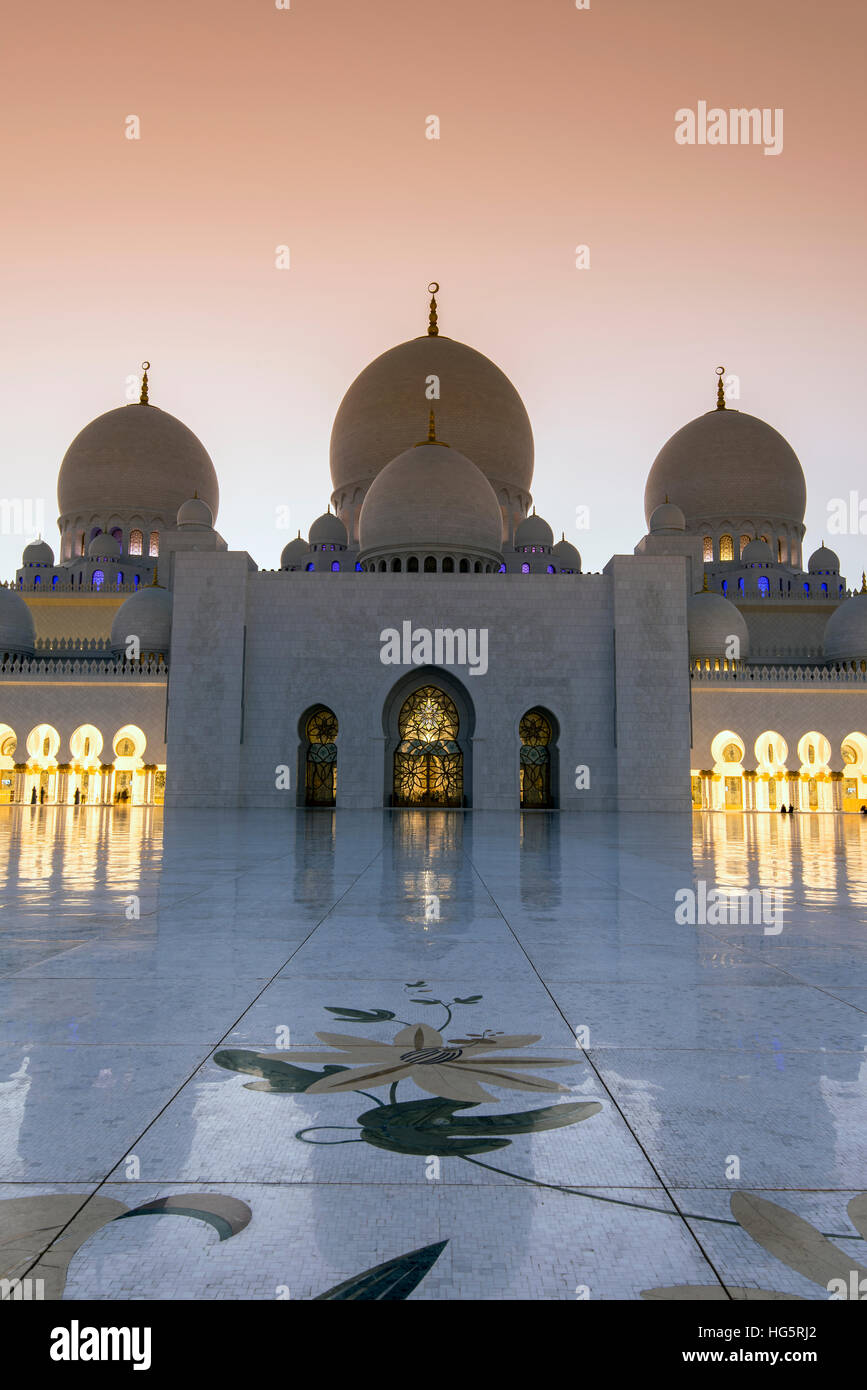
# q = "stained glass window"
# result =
<box><xmin>305</xmin><ymin>708</ymin><xmax>338</xmax><ymax>806</ymax></box>
<box><xmin>129</xmin><ymin>530</ymin><xmax>143</xmax><ymax>556</ymax></box>
<box><xmin>720</xmin><ymin>535</ymin><xmax>734</xmax><ymax>561</ymax></box>
<box><xmin>393</xmin><ymin>686</ymin><xmax>463</xmax><ymax>806</ymax></box>
<box><xmin>519</xmin><ymin>709</ymin><xmax>553</xmax><ymax>808</ymax></box>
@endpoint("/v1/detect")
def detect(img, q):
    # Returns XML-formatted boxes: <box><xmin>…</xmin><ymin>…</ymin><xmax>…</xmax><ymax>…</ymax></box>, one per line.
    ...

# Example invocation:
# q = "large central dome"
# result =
<box><xmin>330</xmin><ymin>334</ymin><xmax>534</xmax><ymax>539</ymax></box>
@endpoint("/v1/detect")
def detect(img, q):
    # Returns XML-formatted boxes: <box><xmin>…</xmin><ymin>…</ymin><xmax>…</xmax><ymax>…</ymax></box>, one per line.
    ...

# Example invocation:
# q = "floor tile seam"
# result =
<box><xmin>10</xmin><ymin>841</ymin><xmax>390</xmax><ymax>1281</ymax></box>
<box><xmin>465</xmin><ymin>856</ymin><xmax>732</xmax><ymax>1296</ymax></box>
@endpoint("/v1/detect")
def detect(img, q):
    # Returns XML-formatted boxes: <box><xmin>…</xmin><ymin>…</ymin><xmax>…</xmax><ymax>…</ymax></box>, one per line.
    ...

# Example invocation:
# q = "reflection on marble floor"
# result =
<box><xmin>0</xmin><ymin>807</ymin><xmax>865</xmax><ymax>1300</ymax></box>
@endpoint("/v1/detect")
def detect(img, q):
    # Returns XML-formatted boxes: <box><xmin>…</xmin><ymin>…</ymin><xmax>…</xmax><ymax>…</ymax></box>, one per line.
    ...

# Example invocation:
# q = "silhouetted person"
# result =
<box><xmin>860</xmin><ymin>805</ymin><xmax>867</xmax><ymax>816</ymax></box>
<box><xmin>74</xmin><ymin>787</ymin><xmax>80</xmax><ymax>805</ymax></box>
<box><xmin>30</xmin><ymin>787</ymin><xmax>36</xmax><ymax>805</ymax></box>
<box><xmin>39</xmin><ymin>786</ymin><xmax>45</xmax><ymax>804</ymax></box>
<box><xmin>788</xmin><ymin>804</ymin><xmax>795</xmax><ymax>814</ymax></box>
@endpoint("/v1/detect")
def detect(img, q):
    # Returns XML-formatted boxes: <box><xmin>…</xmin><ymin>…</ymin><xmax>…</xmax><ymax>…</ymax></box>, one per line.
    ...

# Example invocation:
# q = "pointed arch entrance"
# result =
<box><xmin>519</xmin><ymin>708</ymin><xmax>558</xmax><ymax>808</ymax></box>
<box><xmin>384</xmin><ymin>669</ymin><xmax>474</xmax><ymax>808</ymax></box>
<box><xmin>301</xmin><ymin>706</ymin><xmax>338</xmax><ymax>806</ymax></box>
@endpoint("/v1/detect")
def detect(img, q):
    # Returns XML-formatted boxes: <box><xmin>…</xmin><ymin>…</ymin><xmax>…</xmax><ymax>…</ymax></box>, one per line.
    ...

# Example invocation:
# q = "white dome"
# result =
<box><xmin>58</xmin><ymin>404</ymin><xmax>219</xmax><ymax>521</ymax></box>
<box><xmin>514</xmin><ymin>512</ymin><xmax>554</xmax><ymax>549</ymax></box>
<box><xmin>645</xmin><ymin>409</ymin><xmax>806</xmax><ymax>529</ymax></box>
<box><xmin>808</xmin><ymin>545</ymin><xmax>840</xmax><ymax>574</ymax></box>
<box><xmin>110</xmin><ymin>585</ymin><xmax>173</xmax><ymax>655</ymax></box>
<box><xmin>309</xmin><ymin>511</ymin><xmax>347</xmax><ymax>546</ymax></box>
<box><xmin>824</xmin><ymin>591</ymin><xmax>867</xmax><ymax>662</ymax></box>
<box><xmin>358</xmin><ymin>441</ymin><xmax>503</xmax><ymax>562</ymax></box>
<box><xmin>649</xmin><ymin>501</ymin><xmax>686</xmax><ymax>533</ymax></box>
<box><xmin>88</xmin><ymin>531</ymin><xmax>122</xmax><ymax>559</ymax></box>
<box><xmin>741</xmin><ymin>538</ymin><xmax>773</xmax><ymax>564</ymax></box>
<box><xmin>22</xmin><ymin>540</ymin><xmax>54</xmax><ymax>566</ymax></box>
<box><xmin>0</xmin><ymin>588</ymin><xmax>36</xmax><ymax>654</ymax></box>
<box><xmin>331</xmin><ymin>336</ymin><xmax>534</xmax><ymax>501</ymax></box>
<box><xmin>687</xmin><ymin>590</ymin><xmax>750</xmax><ymax>660</ymax></box>
<box><xmin>552</xmin><ymin>536</ymin><xmax>581</xmax><ymax>571</ymax></box>
<box><xmin>280</xmin><ymin>535</ymin><xmax>310</xmax><ymax>569</ymax></box>
<box><xmin>177</xmin><ymin>495</ymin><xmax>214</xmax><ymax>529</ymax></box>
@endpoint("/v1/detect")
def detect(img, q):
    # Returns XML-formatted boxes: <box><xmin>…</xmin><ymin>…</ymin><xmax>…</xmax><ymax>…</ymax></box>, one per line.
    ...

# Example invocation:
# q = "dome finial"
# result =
<box><xmin>414</xmin><ymin>408</ymin><xmax>449</xmax><ymax>447</ymax></box>
<box><xmin>862</xmin><ymin>571</ymin><xmax>866</xmax><ymax>594</ymax></box>
<box><xmin>140</xmin><ymin>361</ymin><xmax>151</xmax><ymax>406</ymax></box>
<box><xmin>150</xmin><ymin>563</ymin><xmax>160</xmax><ymax>588</ymax></box>
<box><xmin>427</xmin><ymin>282</ymin><xmax>440</xmax><ymax>337</ymax></box>
<box><xmin>715</xmin><ymin>366</ymin><xmax>726</xmax><ymax>411</ymax></box>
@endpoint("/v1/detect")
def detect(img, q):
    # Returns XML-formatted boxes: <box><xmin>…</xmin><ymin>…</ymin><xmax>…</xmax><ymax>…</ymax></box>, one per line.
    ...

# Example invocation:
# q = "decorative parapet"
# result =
<box><xmin>0</xmin><ymin>655</ymin><xmax>168</xmax><ymax>680</ymax></box>
<box><xmin>33</xmin><ymin>637</ymin><xmax>113</xmax><ymax>655</ymax></box>
<box><xmin>691</xmin><ymin>659</ymin><xmax>867</xmax><ymax>685</ymax></box>
<box><xmin>2</xmin><ymin>579</ymin><xmax>145</xmax><ymax>594</ymax></box>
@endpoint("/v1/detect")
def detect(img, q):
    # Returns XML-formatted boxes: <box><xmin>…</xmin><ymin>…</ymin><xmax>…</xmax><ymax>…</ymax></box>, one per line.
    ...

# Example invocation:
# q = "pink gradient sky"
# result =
<box><xmin>1</xmin><ymin>0</ymin><xmax>864</xmax><ymax>577</ymax></box>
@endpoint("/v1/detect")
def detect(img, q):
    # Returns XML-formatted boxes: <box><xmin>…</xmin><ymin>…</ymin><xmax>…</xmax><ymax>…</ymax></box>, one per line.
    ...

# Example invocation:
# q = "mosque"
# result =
<box><xmin>2</xmin><ymin>286</ymin><xmax>867</xmax><ymax>814</ymax></box>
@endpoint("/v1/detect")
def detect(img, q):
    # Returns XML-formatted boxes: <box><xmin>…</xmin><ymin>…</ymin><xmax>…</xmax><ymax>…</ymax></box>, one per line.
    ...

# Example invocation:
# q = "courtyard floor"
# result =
<box><xmin>1</xmin><ymin>807</ymin><xmax>865</xmax><ymax>1301</ymax></box>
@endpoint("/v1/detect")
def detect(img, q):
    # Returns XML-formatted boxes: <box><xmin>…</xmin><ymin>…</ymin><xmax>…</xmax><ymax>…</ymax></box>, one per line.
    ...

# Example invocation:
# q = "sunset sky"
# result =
<box><xmin>1</xmin><ymin>0</ymin><xmax>864</xmax><ymax>578</ymax></box>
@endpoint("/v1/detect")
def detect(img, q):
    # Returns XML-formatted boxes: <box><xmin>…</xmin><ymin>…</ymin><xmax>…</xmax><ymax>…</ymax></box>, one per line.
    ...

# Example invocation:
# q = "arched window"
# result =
<box><xmin>129</xmin><ymin>530</ymin><xmax>143</xmax><ymax>556</ymax></box>
<box><xmin>758</xmin><ymin>576</ymin><xmax>770</xmax><ymax>595</ymax></box>
<box><xmin>148</xmin><ymin>531</ymin><xmax>159</xmax><ymax>557</ymax></box>
<box><xmin>51</xmin><ymin>575</ymin><xmax>58</xmax><ymax>589</ymax></box>
<box><xmin>92</xmin><ymin>569</ymin><xmax>105</xmax><ymax>591</ymax></box>
<box><xmin>703</xmin><ymin>536</ymin><xmax>713</xmax><ymax>562</ymax></box>
<box><xmin>304</xmin><ymin>707</ymin><xmax>338</xmax><ymax>806</ymax></box>
<box><xmin>305</xmin><ymin>563</ymin><xmax>315</xmax><ymax>572</ymax></box>
<box><xmin>331</xmin><ymin>561</ymin><xmax>340</xmax><ymax>572</ymax></box>
<box><xmin>134</xmin><ymin>574</ymin><xmax>140</xmax><ymax>589</ymax></box>
<box><xmin>519</xmin><ymin>709</ymin><xmax>555</xmax><ymax>808</ymax></box>
<box><xmin>739</xmin><ymin>535</ymin><xmax>751</xmax><ymax>558</ymax></box>
<box><xmin>407</xmin><ymin>556</ymin><xmax>419</xmax><ymax>573</ymax></box>
<box><xmin>546</xmin><ymin>565</ymin><xmax>555</xmax><ymax>574</ymax></box>
<box><xmin>424</xmin><ymin>556</ymin><xmax>436</xmax><ymax>572</ymax></box>
<box><xmin>442</xmin><ymin>557</ymin><xmax>454</xmax><ymax>573</ymax></box>
<box><xmin>474</xmin><ymin>561</ymin><xmax>482</xmax><ymax>573</ymax></box>
<box><xmin>391</xmin><ymin>558</ymin><xmax>402</xmax><ymax>572</ymax></box>
<box><xmin>116</xmin><ymin>572</ymin><xmax>124</xmax><ymax>588</ymax></box>
<box><xmin>803</xmin><ymin>581</ymin><xmax>810</xmax><ymax>594</ymax></box>
<box><xmin>379</xmin><ymin>560</ymin><xmax>387</xmax><ymax>572</ymax></box>
<box><xmin>111</xmin><ymin>527</ymin><xmax>123</xmax><ymax>544</ymax></box>
<box><xmin>521</xmin><ymin>563</ymin><xmax>530</xmax><ymax>574</ymax></box>
<box><xmin>720</xmin><ymin>535</ymin><xmax>734</xmax><ymax>561</ymax></box>
<box><xmin>498</xmin><ymin>563</ymin><xmax>506</xmax><ymax>574</ymax></box>
<box><xmin>721</xmin><ymin>579</ymin><xmax>728</xmax><ymax>595</ymax></box>
<box><xmin>393</xmin><ymin>686</ymin><xmax>463</xmax><ymax>807</ymax></box>
<box><xmin>778</xmin><ymin>539</ymin><xmax>783</xmax><ymax>561</ymax></box>
<box><xmin>738</xmin><ymin>577</ymin><xmax>744</xmax><ymax>594</ymax></box>
<box><xmin>78</xmin><ymin>533</ymin><xmax>86</xmax><ymax>556</ymax></box>
<box><xmin>459</xmin><ymin>559</ymin><xmax>470</xmax><ymax>573</ymax></box>
<box><xmin>821</xmin><ymin>582</ymin><xmax>828</xmax><ymax>594</ymax></box>
<box><xmin>33</xmin><ymin>574</ymin><xmax>41</xmax><ymax>586</ymax></box>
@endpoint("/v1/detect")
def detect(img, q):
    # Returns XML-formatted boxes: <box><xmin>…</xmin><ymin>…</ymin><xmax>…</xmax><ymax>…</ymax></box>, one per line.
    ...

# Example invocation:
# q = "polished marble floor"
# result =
<box><xmin>1</xmin><ymin>806</ymin><xmax>866</xmax><ymax>1300</ymax></box>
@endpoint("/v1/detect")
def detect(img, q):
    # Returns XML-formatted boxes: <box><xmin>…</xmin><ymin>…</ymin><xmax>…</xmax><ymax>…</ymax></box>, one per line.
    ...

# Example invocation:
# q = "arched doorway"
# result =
<box><xmin>392</xmin><ymin>685</ymin><xmax>464</xmax><ymax>807</ymax></box>
<box><xmin>519</xmin><ymin>708</ymin><xmax>557</xmax><ymax>808</ymax></box>
<box><xmin>303</xmin><ymin>707</ymin><xmax>338</xmax><ymax>806</ymax></box>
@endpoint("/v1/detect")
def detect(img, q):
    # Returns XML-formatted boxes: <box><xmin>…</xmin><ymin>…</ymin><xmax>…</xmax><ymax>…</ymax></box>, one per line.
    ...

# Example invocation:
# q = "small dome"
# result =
<box><xmin>358</xmin><ymin>441</ymin><xmax>503</xmax><ymax>562</ymax></box>
<box><xmin>22</xmin><ymin>539</ymin><xmax>54</xmax><ymax>566</ymax></box>
<box><xmin>824</xmin><ymin>591</ymin><xmax>867</xmax><ymax>662</ymax></box>
<box><xmin>808</xmin><ymin>544</ymin><xmax>840</xmax><ymax>574</ymax></box>
<box><xmin>58</xmin><ymin>403</ymin><xmax>219</xmax><ymax>521</ymax></box>
<box><xmin>514</xmin><ymin>512</ymin><xmax>554</xmax><ymax>549</ymax></box>
<box><xmin>280</xmin><ymin>535</ymin><xmax>309</xmax><ymax>569</ymax></box>
<box><xmin>110</xmin><ymin>585</ymin><xmax>173</xmax><ymax>655</ymax></box>
<box><xmin>645</xmin><ymin>409</ymin><xmax>806</xmax><ymax>529</ymax></box>
<box><xmin>88</xmin><ymin>531</ymin><xmax>122</xmax><ymax>559</ymax></box>
<box><xmin>649</xmin><ymin>501</ymin><xmax>686</xmax><ymax>533</ymax></box>
<box><xmin>0</xmin><ymin>588</ymin><xmax>36</xmax><ymax>654</ymax></box>
<box><xmin>309</xmin><ymin>511</ymin><xmax>347</xmax><ymax>546</ymax></box>
<box><xmin>741</xmin><ymin>538</ymin><xmax>773</xmax><ymax>564</ymax></box>
<box><xmin>552</xmin><ymin>536</ymin><xmax>582</xmax><ymax>571</ymax></box>
<box><xmin>687</xmin><ymin>590</ymin><xmax>750</xmax><ymax>660</ymax></box>
<box><xmin>177</xmin><ymin>495</ymin><xmax>214</xmax><ymax>529</ymax></box>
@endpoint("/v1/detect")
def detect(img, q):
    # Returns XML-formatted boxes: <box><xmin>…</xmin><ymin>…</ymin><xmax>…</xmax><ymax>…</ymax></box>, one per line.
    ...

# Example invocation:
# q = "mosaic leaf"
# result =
<box><xmin>324</xmin><ymin>1007</ymin><xmax>396</xmax><ymax>1023</ymax></box>
<box><xmin>314</xmin><ymin>1239</ymin><xmax>448</xmax><ymax>1300</ymax></box>
<box><xmin>214</xmin><ymin>1048</ymin><xmax>348</xmax><ymax>1092</ymax></box>
<box><xmin>730</xmin><ymin>1193</ymin><xmax>867</xmax><ymax>1289</ymax></box>
<box><xmin>116</xmin><ymin>1194</ymin><xmax>252</xmax><ymax>1241</ymax></box>
<box><xmin>356</xmin><ymin>1096</ymin><xmax>599</xmax><ymax>1156</ymax></box>
<box><xmin>847</xmin><ymin>1193</ymin><xmax>867</xmax><ymax>1242</ymax></box>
